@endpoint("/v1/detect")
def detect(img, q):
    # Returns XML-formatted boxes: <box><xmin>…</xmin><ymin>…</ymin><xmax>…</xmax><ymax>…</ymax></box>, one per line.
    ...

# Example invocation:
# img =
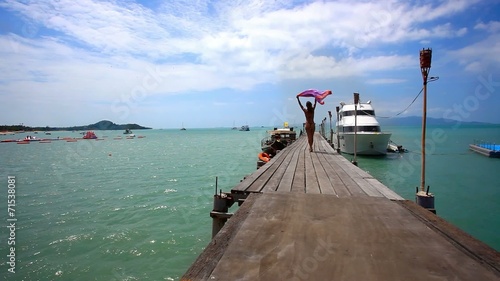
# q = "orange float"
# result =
<box><xmin>258</xmin><ymin>152</ymin><xmax>271</xmax><ymax>162</ymax></box>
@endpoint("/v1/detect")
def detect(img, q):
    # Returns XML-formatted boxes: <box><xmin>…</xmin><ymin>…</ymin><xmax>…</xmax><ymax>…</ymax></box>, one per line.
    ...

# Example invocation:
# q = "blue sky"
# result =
<box><xmin>0</xmin><ymin>0</ymin><xmax>499</xmax><ymax>129</ymax></box>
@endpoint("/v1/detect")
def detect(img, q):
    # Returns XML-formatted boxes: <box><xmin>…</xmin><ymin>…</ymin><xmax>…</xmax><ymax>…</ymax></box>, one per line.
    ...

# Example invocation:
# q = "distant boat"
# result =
<box><xmin>22</xmin><ymin>135</ymin><xmax>41</xmax><ymax>142</ymax></box>
<box><xmin>83</xmin><ymin>131</ymin><xmax>98</xmax><ymax>139</ymax></box>
<box><xmin>124</xmin><ymin>128</ymin><xmax>135</xmax><ymax>137</ymax></box>
<box><xmin>239</xmin><ymin>125</ymin><xmax>250</xmax><ymax>131</ymax></box>
<box><xmin>180</xmin><ymin>123</ymin><xmax>186</xmax><ymax>130</ymax></box>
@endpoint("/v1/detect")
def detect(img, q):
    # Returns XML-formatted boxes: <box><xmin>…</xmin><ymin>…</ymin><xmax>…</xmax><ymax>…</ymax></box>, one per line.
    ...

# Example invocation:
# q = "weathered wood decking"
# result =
<box><xmin>182</xmin><ymin>133</ymin><xmax>500</xmax><ymax>280</ymax></box>
<box><xmin>232</xmin><ymin>133</ymin><xmax>402</xmax><ymax>200</ymax></box>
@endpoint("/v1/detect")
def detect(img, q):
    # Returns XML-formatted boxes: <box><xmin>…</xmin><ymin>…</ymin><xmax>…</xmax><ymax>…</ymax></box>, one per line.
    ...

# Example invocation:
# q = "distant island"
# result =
<box><xmin>0</xmin><ymin>120</ymin><xmax>152</xmax><ymax>132</ymax></box>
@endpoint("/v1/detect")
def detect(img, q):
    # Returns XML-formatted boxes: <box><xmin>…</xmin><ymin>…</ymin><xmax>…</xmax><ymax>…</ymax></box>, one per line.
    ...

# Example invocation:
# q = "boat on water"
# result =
<box><xmin>83</xmin><ymin>131</ymin><xmax>98</xmax><ymax>139</ymax></box>
<box><xmin>261</xmin><ymin>122</ymin><xmax>297</xmax><ymax>153</ymax></box>
<box><xmin>333</xmin><ymin>97</ymin><xmax>391</xmax><ymax>155</ymax></box>
<box><xmin>239</xmin><ymin>125</ymin><xmax>250</xmax><ymax>131</ymax></box>
<box><xmin>257</xmin><ymin>122</ymin><xmax>297</xmax><ymax>169</ymax></box>
<box><xmin>3</xmin><ymin>135</ymin><xmax>54</xmax><ymax>142</ymax></box>
<box><xmin>123</xmin><ymin>128</ymin><xmax>135</xmax><ymax>137</ymax></box>
<box><xmin>231</xmin><ymin>121</ymin><xmax>238</xmax><ymax>130</ymax></box>
<box><xmin>387</xmin><ymin>140</ymin><xmax>407</xmax><ymax>153</ymax></box>
<box><xmin>27</xmin><ymin>135</ymin><xmax>40</xmax><ymax>140</ymax></box>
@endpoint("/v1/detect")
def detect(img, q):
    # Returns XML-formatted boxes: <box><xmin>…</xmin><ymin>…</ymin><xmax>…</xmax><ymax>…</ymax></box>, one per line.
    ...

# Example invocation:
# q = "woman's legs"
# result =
<box><xmin>305</xmin><ymin>123</ymin><xmax>315</xmax><ymax>152</ymax></box>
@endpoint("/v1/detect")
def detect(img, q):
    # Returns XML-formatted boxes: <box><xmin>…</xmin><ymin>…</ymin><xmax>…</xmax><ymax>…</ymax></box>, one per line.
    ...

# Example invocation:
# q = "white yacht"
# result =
<box><xmin>333</xmin><ymin>98</ymin><xmax>391</xmax><ymax>155</ymax></box>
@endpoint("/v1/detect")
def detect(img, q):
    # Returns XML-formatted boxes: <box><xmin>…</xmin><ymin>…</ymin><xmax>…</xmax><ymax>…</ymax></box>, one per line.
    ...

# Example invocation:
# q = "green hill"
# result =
<box><xmin>0</xmin><ymin>120</ymin><xmax>151</xmax><ymax>131</ymax></box>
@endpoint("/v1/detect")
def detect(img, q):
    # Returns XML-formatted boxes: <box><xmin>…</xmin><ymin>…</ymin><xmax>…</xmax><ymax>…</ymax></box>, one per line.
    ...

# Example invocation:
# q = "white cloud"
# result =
<box><xmin>448</xmin><ymin>34</ymin><xmax>500</xmax><ymax>72</ymax></box>
<box><xmin>474</xmin><ymin>21</ymin><xmax>500</xmax><ymax>33</ymax></box>
<box><xmin>0</xmin><ymin>0</ymin><xmax>496</xmax><ymax>126</ymax></box>
<box><xmin>366</xmin><ymin>78</ymin><xmax>407</xmax><ymax>85</ymax></box>
<box><xmin>0</xmin><ymin>0</ymin><xmax>476</xmax><ymax>79</ymax></box>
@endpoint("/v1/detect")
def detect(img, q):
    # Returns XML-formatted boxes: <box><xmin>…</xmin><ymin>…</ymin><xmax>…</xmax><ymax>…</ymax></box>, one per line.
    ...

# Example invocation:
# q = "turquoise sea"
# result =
<box><xmin>0</xmin><ymin>125</ymin><xmax>499</xmax><ymax>280</ymax></box>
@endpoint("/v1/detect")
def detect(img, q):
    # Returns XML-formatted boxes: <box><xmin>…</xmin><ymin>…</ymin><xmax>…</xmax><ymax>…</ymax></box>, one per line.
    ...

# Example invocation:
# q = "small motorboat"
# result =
<box><xmin>83</xmin><ymin>131</ymin><xmax>97</xmax><ymax>139</ymax></box>
<box><xmin>387</xmin><ymin>140</ymin><xmax>407</xmax><ymax>153</ymax></box>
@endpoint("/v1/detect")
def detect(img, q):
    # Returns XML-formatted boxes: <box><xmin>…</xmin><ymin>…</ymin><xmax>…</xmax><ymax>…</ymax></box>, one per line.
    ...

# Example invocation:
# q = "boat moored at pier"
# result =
<box><xmin>333</xmin><ymin>97</ymin><xmax>391</xmax><ymax>155</ymax></box>
<box><xmin>260</xmin><ymin>122</ymin><xmax>297</xmax><ymax>153</ymax></box>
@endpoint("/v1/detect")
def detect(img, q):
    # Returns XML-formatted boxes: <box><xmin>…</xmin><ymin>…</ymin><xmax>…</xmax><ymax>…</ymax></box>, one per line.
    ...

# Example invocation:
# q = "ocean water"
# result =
<box><xmin>0</xmin><ymin>125</ymin><xmax>499</xmax><ymax>280</ymax></box>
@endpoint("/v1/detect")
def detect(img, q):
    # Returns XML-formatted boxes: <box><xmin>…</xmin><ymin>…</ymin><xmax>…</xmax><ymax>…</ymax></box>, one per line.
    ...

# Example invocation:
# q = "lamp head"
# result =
<box><xmin>420</xmin><ymin>48</ymin><xmax>432</xmax><ymax>69</ymax></box>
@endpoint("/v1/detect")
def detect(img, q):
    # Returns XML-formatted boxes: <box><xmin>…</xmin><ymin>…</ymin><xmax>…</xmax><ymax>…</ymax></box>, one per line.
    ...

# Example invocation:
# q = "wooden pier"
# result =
<box><xmin>182</xmin><ymin>133</ymin><xmax>500</xmax><ymax>280</ymax></box>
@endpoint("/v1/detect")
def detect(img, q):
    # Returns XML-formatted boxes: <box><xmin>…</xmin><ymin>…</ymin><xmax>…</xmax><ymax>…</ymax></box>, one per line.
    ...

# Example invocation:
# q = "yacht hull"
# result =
<box><xmin>335</xmin><ymin>132</ymin><xmax>391</xmax><ymax>155</ymax></box>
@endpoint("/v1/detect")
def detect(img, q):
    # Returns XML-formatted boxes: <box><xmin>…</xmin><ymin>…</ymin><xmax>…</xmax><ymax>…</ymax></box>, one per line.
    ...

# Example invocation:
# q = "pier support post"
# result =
<box><xmin>210</xmin><ymin>193</ymin><xmax>233</xmax><ymax>238</ymax></box>
<box><xmin>416</xmin><ymin>186</ymin><xmax>435</xmax><ymax>214</ymax></box>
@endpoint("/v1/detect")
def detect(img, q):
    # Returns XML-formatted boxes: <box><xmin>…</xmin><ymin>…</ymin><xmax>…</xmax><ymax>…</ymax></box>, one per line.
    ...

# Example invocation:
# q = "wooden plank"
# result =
<box><xmin>202</xmin><ymin>193</ymin><xmax>500</xmax><ymax>281</ymax></box>
<box><xmin>261</xmin><ymin>140</ymin><xmax>301</xmax><ymax>192</ymax></box>
<box><xmin>245</xmin><ymin>141</ymin><xmax>296</xmax><ymax>193</ymax></box>
<box><xmin>398</xmin><ymin>200</ymin><xmax>500</xmax><ymax>274</ymax></box>
<box><xmin>315</xmin><ymin>137</ymin><xmax>352</xmax><ymax>197</ymax></box>
<box><xmin>316</xmin><ymin>134</ymin><xmax>402</xmax><ymax>200</ymax></box>
<box><xmin>365</xmin><ymin>178</ymin><xmax>404</xmax><ymax>200</ymax></box>
<box><xmin>309</xmin><ymin>144</ymin><xmax>336</xmax><ymax>194</ymax></box>
<box><xmin>331</xmin><ymin>150</ymin><xmax>404</xmax><ymax>200</ymax></box>
<box><xmin>290</xmin><ymin>141</ymin><xmax>306</xmax><ymax>193</ymax></box>
<box><xmin>348</xmin><ymin>173</ymin><xmax>385</xmax><ymax>197</ymax></box>
<box><xmin>274</xmin><ymin>141</ymin><xmax>301</xmax><ymax>193</ymax></box>
<box><xmin>304</xmin><ymin>144</ymin><xmax>321</xmax><ymax>194</ymax></box>
<box><xmin>325</xmin><ymin>148</ymin><xmax>382</xmax><ymax>197</ymax></box>
<box><xmin>321</xmin><ymin>151</ymin><xmax>366</xmax><ymax>196</ymax></box>
<box><xmin>181</xmin><ymin>193</ymin><xmax>260</xmax><ymax>280</ymax></box>
<box><xmin>231</xmin><ymin>137</ymin><xmax>294</xmax><ymax>193</ymax></box>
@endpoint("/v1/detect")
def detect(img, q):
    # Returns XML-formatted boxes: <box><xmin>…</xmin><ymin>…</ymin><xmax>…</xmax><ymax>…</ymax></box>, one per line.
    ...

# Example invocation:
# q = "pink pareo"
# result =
<box><xmin>297</xmin><ymin>89</ymin><xmax>332</xmax><ymax>105</ymax></box>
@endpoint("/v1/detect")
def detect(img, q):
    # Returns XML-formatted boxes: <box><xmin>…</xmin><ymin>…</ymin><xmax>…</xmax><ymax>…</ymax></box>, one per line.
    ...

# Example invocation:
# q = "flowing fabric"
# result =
<box><xmin>297</xmin><ymin>89</ymin><xmax>332</xmax><ymax>105</ymax></box>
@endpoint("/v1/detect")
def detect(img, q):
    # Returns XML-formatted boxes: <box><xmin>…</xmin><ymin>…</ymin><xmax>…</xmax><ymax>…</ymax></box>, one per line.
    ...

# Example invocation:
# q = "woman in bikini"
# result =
<box><xmin>296</xmin><ymin>95</ymin><xmax>316</xmax><ymax>152</ymax></box>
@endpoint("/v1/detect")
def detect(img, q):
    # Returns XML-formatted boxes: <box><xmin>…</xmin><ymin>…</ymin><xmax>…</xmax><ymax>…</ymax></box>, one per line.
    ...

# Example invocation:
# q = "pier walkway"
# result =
<box><xmin>182</xmin><ymin>133</ymin><xmax>500</xmax><ymax>281</ymax></box>
<box><xmin>231</xmin><ymin>133</ymin><xmax>402</xmax><ymax>199</ymax></box>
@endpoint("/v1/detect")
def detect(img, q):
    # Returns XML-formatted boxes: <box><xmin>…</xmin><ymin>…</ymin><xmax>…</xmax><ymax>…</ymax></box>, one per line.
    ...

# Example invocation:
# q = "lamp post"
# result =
<box><xmin>417</xmin><ymin>48</ymin><xmax>435</xmax><ymax>213</ymax></box>
<box><xmin>328</xmin><ymin>110</ymin><xmax>333</xmax><ymax>147</ymax></box>
<box><xmin>336</xmin><ymin>106</ymin><xmax>341</xmax><ymax>153</ymax></box>
<box><xmin>352</xmin><ymin>93</ymin><xmax>359</xmax><ymax>166</ymax></box>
